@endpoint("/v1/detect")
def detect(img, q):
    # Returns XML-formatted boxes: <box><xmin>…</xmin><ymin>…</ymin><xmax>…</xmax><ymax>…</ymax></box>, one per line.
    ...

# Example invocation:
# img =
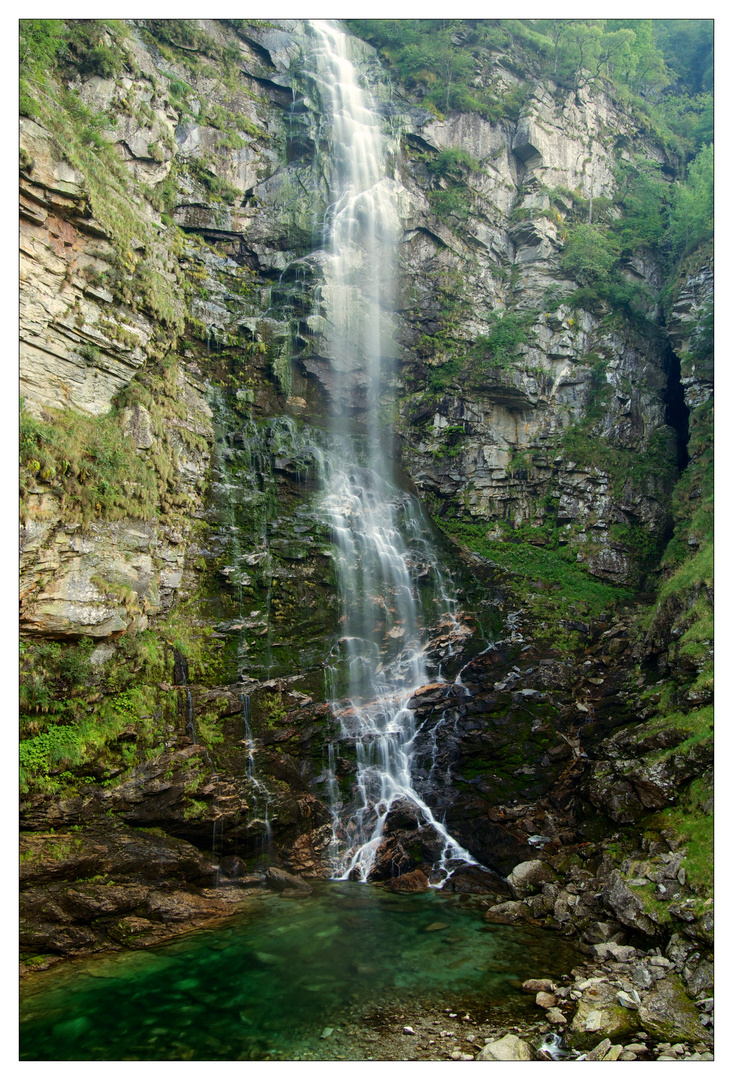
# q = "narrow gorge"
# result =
<box><xmin>19</xmin><ymin>18</ymin><xmax>713</xmax><ymax>1062</ymax></box>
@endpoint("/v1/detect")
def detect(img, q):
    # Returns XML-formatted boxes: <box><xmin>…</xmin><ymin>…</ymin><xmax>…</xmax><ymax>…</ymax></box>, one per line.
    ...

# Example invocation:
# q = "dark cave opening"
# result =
<box><xmin>663</xmin><ymin>345</ymin><xmax>690</xmax><ymax>470</ymax></box>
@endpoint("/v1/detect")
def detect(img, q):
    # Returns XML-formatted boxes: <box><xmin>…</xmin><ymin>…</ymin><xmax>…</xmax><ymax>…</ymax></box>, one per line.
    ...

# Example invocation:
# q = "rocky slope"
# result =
<box><xmin>19</xmin><ymin>18</ymin><xmax>712</xmax><ymax>1046</ymax></box>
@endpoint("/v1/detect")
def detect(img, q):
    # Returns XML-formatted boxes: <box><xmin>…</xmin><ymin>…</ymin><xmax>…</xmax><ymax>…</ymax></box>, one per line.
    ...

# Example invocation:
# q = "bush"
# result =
<box><xmin>561</xmin><ymin>223</ymin><xmax>617</xmax><ymax>286</ymax></box>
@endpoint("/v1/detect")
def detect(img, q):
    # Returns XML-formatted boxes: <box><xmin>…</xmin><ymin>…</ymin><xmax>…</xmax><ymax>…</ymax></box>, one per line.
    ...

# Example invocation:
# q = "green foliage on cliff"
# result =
<box><xmin>19</xmin><ymin>402</ymin><xmax>160</xmax><ymax>525</ymax></box>
<box><xmin>472</xmin><ymin>310</ymin><xmax>535</xmax><ymax>370</ymax></box>
<box><xmin>19</xmin><ymin>630</ymin><xmax>169</xmax><ymax>794</ymax></box>
<box><xmin>450</xmin><ymin>524</ymin><xmax>632</xmax><ymax>647</ymax></box>
<box><xmin>668</xmin><ymin>143</ymin><xmax>714</xmax><ymax>259</ymax></box>
<box><xmin>348</xmin><ymin>19</ymin><xmax>711</xmax><ymax>137</ymax></box>
<box><xmin>561</xmin><ymin>224</ymin><xmax>617</xmax><ymax>287</ymax></box>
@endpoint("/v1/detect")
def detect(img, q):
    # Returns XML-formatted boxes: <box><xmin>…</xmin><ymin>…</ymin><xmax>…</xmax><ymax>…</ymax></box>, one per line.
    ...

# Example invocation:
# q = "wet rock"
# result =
<box><xmin>384</xmin><ymin>868</ymin><xmax>430</xmax><ymax>893</ymax></box>
<box><xmin>264</xmin><ymin>866</ymin><xmax>312</xmax><ymax>894</ymax></box>
<box><xmin>476</xmin><ymin>1034</ymin><xmax>534</xmax><ymax>1061</ymax></box>
<box><xmin>440</xmin><ymin>864</ymin><xmax>511</xmax><ymax>896</ymax></box>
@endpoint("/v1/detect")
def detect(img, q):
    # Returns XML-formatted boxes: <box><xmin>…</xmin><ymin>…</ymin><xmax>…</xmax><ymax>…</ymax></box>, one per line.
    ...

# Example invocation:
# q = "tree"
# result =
<box><xmin>561</xmin><ymin>224</ymin><xmax>617</xmax><ymax>286</ymax></box>
<box><xmin>669</xmin><ymin>143</ymin><xmax>714</xmax><ymax>258</ymax></box>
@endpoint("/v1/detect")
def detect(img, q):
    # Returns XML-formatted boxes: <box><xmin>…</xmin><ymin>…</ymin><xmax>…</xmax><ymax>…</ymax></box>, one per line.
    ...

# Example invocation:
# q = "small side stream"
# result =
<box><xmin>20</xmin><ymin>882</ymin><xmax>582</xmax><ymax>1061</ymax></box>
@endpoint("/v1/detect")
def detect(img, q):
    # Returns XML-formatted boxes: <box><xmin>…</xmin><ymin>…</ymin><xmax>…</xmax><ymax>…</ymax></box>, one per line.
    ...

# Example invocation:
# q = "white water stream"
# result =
<box><xmin>303</xmin><ymin>21</ymin><xmax>476</xmax><ymax>883</ymax></box>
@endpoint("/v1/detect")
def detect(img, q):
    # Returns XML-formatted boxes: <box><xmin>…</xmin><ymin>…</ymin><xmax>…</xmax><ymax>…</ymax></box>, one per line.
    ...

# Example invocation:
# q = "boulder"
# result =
<box><xmin>566</xmin><ymin>981</ymin><xmax>640</xmax><ymax>1051</ymax></box>
<box><xmin>441</xmin><ymin>864</ymin><xmax>511</xmax><ymax>896</ymax></box>
<box><xmin>593</xmin><ymin>941</ymin><xmax>637</xmax><ymax>962</ymax></box>
<box><xmin>637</xmin><ymin>974</ymin><xmax>711</xmax><ymax>1045</ymax></box>
<box><xmin>507</xmin><ymin>858</ymin><xmax>557</xmax><ymax>898</ymax></box>
<box><xmin>600</xmin><ymin>871</ymin><xmax>660</xmax><ymax>936</ymax></box>
<box><xmin>476</xmin><ymin>1034</ymin><xmax>533</xmax><ymax>1061</ymax></box>
<box><xmin>521</xmin><ymin>978</ymin><xmax>556</xmax><ymax>994</ymax></box>
<box><xmin>483</xmin><ymin>900</ymin><xmax>531</xmax><ymax>924</ymax></box>
<box><xmin>385</xmin><ymin>868</ymin><xmax>430</xmax><ymax>893</ymax></box>
<box><xmin>264</xmin><ymin>866</ymin><xmax>312</xmax><ymax>894</ymax></box>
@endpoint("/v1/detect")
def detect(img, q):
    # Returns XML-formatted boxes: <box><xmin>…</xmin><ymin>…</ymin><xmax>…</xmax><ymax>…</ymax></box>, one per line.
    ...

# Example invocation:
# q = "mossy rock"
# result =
<box><xmin>566</xmin><ymin>982</ymin><xmax>640</xmax><ymax>1050</ymax></box>
<box><xmin>638</xmin><ymin>973</ymin><xmax>711</xmax><ymax>1045</ymax></box>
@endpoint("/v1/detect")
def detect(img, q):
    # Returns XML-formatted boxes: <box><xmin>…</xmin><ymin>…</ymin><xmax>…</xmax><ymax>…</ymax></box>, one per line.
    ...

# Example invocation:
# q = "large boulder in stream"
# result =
<box><xmin>384</xmin><ymin>868</ymin><xmax>430</xmax><ymax>892</ymax></box>
<box><xmin>264</xmin><ymin>866</ymin><xmax>312</xmax><ymax>895</ymax></box>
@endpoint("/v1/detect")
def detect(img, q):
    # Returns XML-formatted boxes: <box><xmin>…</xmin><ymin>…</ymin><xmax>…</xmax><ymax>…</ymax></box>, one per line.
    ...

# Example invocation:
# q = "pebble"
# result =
<box><xmin>402</xmin><ymin>1026</ymin><xmax>415</xmax><ymax>1036</ymax></box>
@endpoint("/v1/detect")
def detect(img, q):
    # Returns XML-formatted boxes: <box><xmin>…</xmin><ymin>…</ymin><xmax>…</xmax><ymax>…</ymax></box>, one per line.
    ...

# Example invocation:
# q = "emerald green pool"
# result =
<box><xmin>20</xmin><ymin>882</ymin><xmax>581</xmax><ymax>1060</ymax></box>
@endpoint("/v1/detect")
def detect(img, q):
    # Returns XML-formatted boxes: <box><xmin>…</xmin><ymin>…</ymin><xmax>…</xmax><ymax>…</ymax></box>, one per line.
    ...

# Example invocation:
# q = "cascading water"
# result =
<box><xmin>303</xmin><ymin>21</ymin><xmax>476</xmax><ymax>883</ymax></box>
<box><xmin>241</xmin><ymin>694</ymin><xmax>273</xmax><ymax>855</ymax></box>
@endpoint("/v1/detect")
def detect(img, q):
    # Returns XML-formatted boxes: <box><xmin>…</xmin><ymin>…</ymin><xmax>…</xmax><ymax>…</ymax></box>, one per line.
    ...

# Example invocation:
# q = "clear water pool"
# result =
<box><xmin>20</xmin><ymin>881</ymin><xmax>581</xmax><ymax>1060</ymax></box>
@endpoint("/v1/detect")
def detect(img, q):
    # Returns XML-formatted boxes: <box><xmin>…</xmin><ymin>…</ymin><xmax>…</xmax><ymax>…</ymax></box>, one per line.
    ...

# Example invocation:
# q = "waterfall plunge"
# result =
<box><xmin>304</xmin><ymin>21</ymin><xmax>476</xmax><ymax>883</ymax></box>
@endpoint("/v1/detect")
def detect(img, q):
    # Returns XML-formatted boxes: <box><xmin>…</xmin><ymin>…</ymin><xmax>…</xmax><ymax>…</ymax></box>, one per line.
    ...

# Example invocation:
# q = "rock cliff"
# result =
<box><xmin>19</xmin><ymin>17</ymin><xmax>712</xmax><ymax>1033</ymax></box>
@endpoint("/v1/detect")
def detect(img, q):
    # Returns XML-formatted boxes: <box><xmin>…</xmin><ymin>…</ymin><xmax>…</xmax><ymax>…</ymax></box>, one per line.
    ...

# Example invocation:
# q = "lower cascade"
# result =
<box><xmin>306</xmin><ymin>20</ymin><xmax>474</xmax><ymax>882</ymax></box>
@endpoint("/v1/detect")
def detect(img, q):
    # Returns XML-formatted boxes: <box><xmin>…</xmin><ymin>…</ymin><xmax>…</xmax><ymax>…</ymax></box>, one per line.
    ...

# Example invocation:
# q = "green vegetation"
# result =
<box><xmin>561</xmin><ymin>223</ymin><xmax>617</xmax><ymax>287</ymax></box>
<box><xmin>472</xmin><ymin>310</ymin><xmax>535</xmax><ymax>370</ymax></box>
<box><xmin>19</xmin><ymin>400</ymin><xmax>159</xmax><ymax>525</ymax></box>
<box><xmin>19</xmin><ymin>631</ymin><xmax>168</xmax><ymax>793</ymax></box>
<box><xmin>439</xmin><ymin>518</ymin><xmax>632</xmax><ymax>648</ymax></box>
<box><xmin>348</xmin><ymin>19</ymin><xmax>712</xmax><ymax>143</ymax></box>
<box><xmin>20</xmin><ymin>348</ymin><xmax>209</xmax><ymax>526</ymax></box>
<box><xmin>645</xmin><ymin>774</ymin><xmax>713</xmax><ymax>898</ymax></box>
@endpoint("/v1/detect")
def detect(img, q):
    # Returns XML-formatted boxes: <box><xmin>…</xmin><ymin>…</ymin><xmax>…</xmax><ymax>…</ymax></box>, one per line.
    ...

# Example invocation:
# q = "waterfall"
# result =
<box><xmin>303</xmin><ymin>21</ymin><xmax>476</xmax><ymax>883</ymax></box>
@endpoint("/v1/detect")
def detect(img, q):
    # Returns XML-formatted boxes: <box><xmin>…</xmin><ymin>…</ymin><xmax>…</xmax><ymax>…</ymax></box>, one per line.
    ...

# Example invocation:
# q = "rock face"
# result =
<box><xmin>19</xmin><ymin>18</ymin><xmax>712</xmax><ymax>1034</ymax></box>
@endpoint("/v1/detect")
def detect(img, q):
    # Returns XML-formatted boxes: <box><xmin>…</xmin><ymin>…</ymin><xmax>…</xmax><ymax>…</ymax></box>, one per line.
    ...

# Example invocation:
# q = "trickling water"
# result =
<box><xmin>303</xmin><ymin>21</ymin><xmax>475</xmax><ymax>883</ymax></box>
<box><xmin>241</xmin><ymin>694</ymin><xmax>273</xmax><ymax>856</ymax></box>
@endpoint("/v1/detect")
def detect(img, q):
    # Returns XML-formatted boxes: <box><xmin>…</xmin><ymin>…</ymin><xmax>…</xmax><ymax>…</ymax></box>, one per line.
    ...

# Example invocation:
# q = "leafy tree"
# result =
<box><xmin>669</xmin><ymin>143</ymin><xmax>714</xmax><ymax>258</ymax></box>
<box><xmin>655</xmin><ymin>19</ymin><xmax>713</xmax><ymax>95</ymax></box>
<box><xmin>561</xmin><ymin>224</ymin><xmax>617</xmax><ymax>286</ymax></box>
<box><xmin>613</xmin><ymin>158</ymin><xmax>669</xmax><ymax>254</ymax></box>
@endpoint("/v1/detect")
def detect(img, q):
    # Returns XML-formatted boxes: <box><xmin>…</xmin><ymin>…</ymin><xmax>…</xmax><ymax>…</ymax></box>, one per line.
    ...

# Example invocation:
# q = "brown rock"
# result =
<box><xmin>264</xmin><ymin>866</ymin><xmax>312</xmax><ymax>893</ymax></box>
<box><xmin>522</xmin><ymin>978</ymin><xmax>557</xmax><ymax>994</ymax></box>
<box><xmin>385</xmin><ymin>868</ymin><xmax>429</xmax><ymax>892</ymax></box>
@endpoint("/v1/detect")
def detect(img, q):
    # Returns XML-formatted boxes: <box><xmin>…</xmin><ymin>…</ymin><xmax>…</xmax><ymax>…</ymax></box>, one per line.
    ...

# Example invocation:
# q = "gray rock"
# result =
<box><xmin>483</xmin><ymin>900</ymin><xmax>531</xmax><ymax>924</ymax></box>
<box><xmin>507</xmin><ymin>859</ymin><xmax>557</xmax><ymax>898</ymax></box>
<box><xmin>476</xmin><ymin>1034</ymin><xmax>533</xmax><ymax>1061</ymax></box>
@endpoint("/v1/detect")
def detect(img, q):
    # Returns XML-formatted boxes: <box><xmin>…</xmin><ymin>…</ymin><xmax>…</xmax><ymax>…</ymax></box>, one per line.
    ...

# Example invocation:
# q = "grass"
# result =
<box><xmin>440</xmin><ymin>519</ymin><xmax>632</xmax><ymax>647</ymax></box>
<box><xmin>644</xmin><ymin>776</ymin><xmax>714</xmax><ymax>899</ymax></box>
<box><xmin>20</xmin><ymin>401</ymin><xmax>160</xmax><ymax>526</ymax></box>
